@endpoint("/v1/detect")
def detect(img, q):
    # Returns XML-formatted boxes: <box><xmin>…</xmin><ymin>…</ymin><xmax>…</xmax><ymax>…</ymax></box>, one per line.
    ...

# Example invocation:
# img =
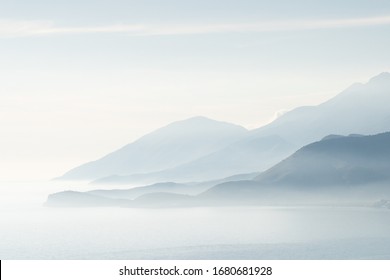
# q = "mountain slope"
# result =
<box><xmin>60</xmin><ymin>72</ymin><xmax>390</xmax><ymax>184</ymax></box>
<box><xmin>58</xmin><ymin>116</ymin><xmax>248</xmax><ymax>181</ymax></box>
<box><xmin>48</xmin><ymin>133</ymin><xmax>390</xmax><ymax>207</ymax></box>
<box><xmin>249</xmin><ymin>72</ymin><xmax>390</xmax><ymax>146</ymax></box>
<box><xmin>92</xmin><ymin>135</ymin><xmax>293</xmax><ymax>184</ymax></box>
<box><xmin>255</xmin><ymin>132</ymin><xmax>390</xmax><ymax>187</ymax></box>
<box><xmin>46</xmin><ymin>172</ymin><xmax>259</xmax><ymax>208</ymax></box>
<box><xmin>92</xmin><ymin>72</ymin><xmax>390</xmax><ymax>185</ymax></box>
<box><xmin>203</xmin><ymin>132</ymin><xmax>390</xmax><ymax>203</ymax></box>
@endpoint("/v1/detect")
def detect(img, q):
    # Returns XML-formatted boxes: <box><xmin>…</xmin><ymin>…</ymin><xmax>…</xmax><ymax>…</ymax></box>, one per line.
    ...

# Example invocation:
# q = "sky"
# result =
<box><xmin>1</xmin><ymin>0</ymin><xmax>390</xmax><ymax>180</ymax></box>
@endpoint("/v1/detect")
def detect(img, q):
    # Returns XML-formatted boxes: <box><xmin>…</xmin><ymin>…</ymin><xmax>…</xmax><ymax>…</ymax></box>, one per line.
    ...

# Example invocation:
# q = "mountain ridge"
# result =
<box><xmin>59</xmin><ymin>72</ymin><xmax>390</xmax><ymax>185</ymax></box>
<box><xmin>47</xmin><ymin>131</ymin><xmax>390</xmax><ymax>208</ymax></box>
<box><xmin>202</xmin><ymin>131</ymin><xmax>390</xmax><ymax>205</ymax></box>
<box><xmin>59</xmin><ymin>116</ymin><xmax>248</xmax><ymax>181</ymax></box>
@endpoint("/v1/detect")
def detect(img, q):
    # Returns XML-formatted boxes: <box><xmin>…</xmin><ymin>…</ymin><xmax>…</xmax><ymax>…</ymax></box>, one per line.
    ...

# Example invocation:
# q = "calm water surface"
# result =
<box><xmin>1</xmin><ymin>181</ymin><xmax>390</xmax><ymax>259</ymax></box>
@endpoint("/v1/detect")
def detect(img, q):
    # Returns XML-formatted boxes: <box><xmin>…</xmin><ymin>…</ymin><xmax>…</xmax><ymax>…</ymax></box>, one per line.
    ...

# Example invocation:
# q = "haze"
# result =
<box><xmin>1</xmin><ymin>0</ymin><xmax>390</xmax><ymax>180</ymax></box>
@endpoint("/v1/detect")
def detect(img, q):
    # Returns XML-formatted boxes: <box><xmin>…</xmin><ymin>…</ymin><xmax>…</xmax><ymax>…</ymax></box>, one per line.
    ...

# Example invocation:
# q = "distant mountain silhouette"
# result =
<box><xmin>249</xmin><ymin>72</ymin><xmax>390</xmax><ymax>146</ymax></box>
<box><xmin>255</xmin><ymin>132</ymin><xmax>390</xmax><ymax>186</ymax></box>
<box><xmin>91</xmin><ymin>172</ymin><xmax>259</xmax><ymax>198</ymax></box>
<box><xmin>92</xmin><ymin>135</ymin><xmax>292</xmax><ymax>184</ymax></box>
<box><xmin>46</xmin><ymin>172</ymin><xmax>259</xmax><ymax>207</ymax></box>
<box><xmin>204</xmin><ymin>132</ymin><xmax>390</xmax><ymax>204</ymax></box>
<box><xmin>59</xmin><ymin>72</ymin><xmax>390</xmax><ymax>185</ymax></box>
<box><xmin>93</xmin><ymin>72</ymin><xmax>390</xmax><ymax>184</ymax></box>
<box><xmin>45</xmin><ymin>191</ymin><xmax>131</xmax><ymax>207</ymax></box>
<box><xmin>58</xmin><ymin>116</ymin><xmax>248</xmax><ymax>181</ymax></box>
<box><xmin>45</xmin><ymin>190</ymin><xmax>196</xmax><ymax>208</ymax></box>
<box><xmin>47</xmin><ymin>132</ymin><xmax>390</xmax><ymax>207</ymax></box>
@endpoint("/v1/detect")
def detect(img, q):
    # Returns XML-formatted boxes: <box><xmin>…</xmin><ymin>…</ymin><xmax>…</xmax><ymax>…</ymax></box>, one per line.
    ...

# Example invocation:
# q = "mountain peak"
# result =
<box><xmin>181</xmin><ymin>116</ymin><xmax>217</xmax><ymax>124</ymax></box>
<box><xmin>188</xmin><ymin>115</ymin><xmax>213</xmax><ymax>121</ymax></box>
<box><xmin>368</xmin><ymin>72</ymin><xmax>390</xmax><ymax>84</ymax></box>
<box><xmin>59</xmin><ymin>115</ymin><xmax>248</xmax><ymax>181</ymax></box>
<box><xmin>168</xmin><ymin>116</ymin><xmax>247</xmax><ymax>132</ymax></box>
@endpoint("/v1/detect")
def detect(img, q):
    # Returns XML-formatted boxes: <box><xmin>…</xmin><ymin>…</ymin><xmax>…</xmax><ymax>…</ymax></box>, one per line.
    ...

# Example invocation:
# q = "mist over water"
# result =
<box><xmin>1</xmin><ymin>0</ymin><xmax>390</xmax><ymax>264</ymax></box>
<box><xmin>1</xmin><ymin>181</ymin><xmax>390</xmax><ymax>259</ymax></box>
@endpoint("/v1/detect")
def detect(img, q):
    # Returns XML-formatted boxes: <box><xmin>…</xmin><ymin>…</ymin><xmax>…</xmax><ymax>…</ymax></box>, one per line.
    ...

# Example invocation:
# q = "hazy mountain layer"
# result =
<box><xmin>255</xmin><ymin>132</ymin><xmax>390</xmax><ymax>187</ymax></box>
<box><xmin>250</xmin><ymin>72</ymin><xmax>390</xmax><ymax>145</ymax></box>
<box><xmin>47</xmin><ymin>132</ymin><xmax>390</xmax><ymax>207</ymax></box>
<box><xmin>92</xmin><ymin>135</ymin><xmax>292</xmax><ymax>184</ymax></box>
<box><xmin>204</xmin><ymin>132</ymin><xmax>390</xmax><ymax>204</ymax></box>
<box><xmin>59</xmin><ymin>72</ymin><xmax>390</xmax><ymax>185</ymax></box>
<box><xmin>46</xmin><ymin>172</ymin><xmax>259</xmax><ymax>207</ymax></box>
<box><xmin>59</xmin><ymin>116</ymin><xmax>248</xmax><ymax>181</ymax></box>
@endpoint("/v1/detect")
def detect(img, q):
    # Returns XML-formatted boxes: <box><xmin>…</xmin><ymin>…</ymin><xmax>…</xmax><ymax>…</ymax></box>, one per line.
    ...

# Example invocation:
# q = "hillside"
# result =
<box><xmin>59</xmin><ymin>116</ymin><xmax>248</xmax><ymax>181</ymax></box>
<box><xmin>203</xmin><ymin>132</ymin><xmax>390</xmax><ymax>204</ymax></box>
<box><xmin>59</xmin><ymin>72</ymin><xmax>390</xmax><ymax>185</ymax></box>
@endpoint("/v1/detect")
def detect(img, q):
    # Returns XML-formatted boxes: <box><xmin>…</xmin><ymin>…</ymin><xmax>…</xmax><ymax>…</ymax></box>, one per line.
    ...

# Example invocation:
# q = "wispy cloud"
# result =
<box><xmin>1</xmin><ymin>15</ymin><xmax>390</xmax><ymax>38</ymax></box>
<box><xmin>0</xmin><ymin>20</ymin><xmax>146</xmax><ymax>37</ymax></box>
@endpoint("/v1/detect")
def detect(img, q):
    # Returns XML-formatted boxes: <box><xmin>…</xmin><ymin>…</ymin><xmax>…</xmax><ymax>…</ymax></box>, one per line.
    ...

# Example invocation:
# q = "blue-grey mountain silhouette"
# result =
<box><xmin>249</xmin><ymin>72</ymin><xmax>390</xmax><ymax>145</ymax></box>
<box><xmin>89</xmin><ymin>172</ymin><xmax>259</xmax><ymax>199</ymax></box>
<box><xmin>48</xmin><ymin>132</ymin><xmax>390</xmax><ymax>207</ymax></box>
<box><xmin>203</xmin><ymin>132</ymin><xmax>390</xmax><ymax>204</ymax></box>
<box><xmin>58</xmin><ymin>72</ymin><xmax>390</xmax><ymax>186</ymax></box>
<box><xmin>46</xmin><ymin>172</ymin><xmax>259</xmax><ymax>207</ymax></box>
<box><xmin>187</xmin><ymin>72</ymin><xmax>390</xmax><ymax>182</ymax></box>
<box><xmin>59</xmin><ymin>116</ymin><xmax>248</xmax><ymax>181</ymax></box>
<box><xmin>92</xmin><ymin>135</ymin><xmax>292</xmax><ymax>184</ymax></box>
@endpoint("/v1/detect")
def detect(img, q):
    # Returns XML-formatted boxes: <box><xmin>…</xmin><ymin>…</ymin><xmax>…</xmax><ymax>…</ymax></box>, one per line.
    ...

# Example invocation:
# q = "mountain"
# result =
<box><xmin>249</xmin><ymin>72</ymin><xmax>390</xmax><ymax>146</ymax></box>
<box><xmin>89</xmin><ymin>172</ymin><xmax>259</xmax><ymax>198</ymax></box>
<box><xmin>203</xmin><ymin>132</ymin><xmax>390</xmax><ymax>204</ymax></box>
<box><xmin>46</xmin><ymin>172</ymin><xmax>259</xmax><ymax>207</ymax></box>
<box><xmin>45</xmin><ymin>191</ymin><xmax>131</xmax><ymax>207</ymax></box>
<box><xmin>45</xmin><ymin>190</ymin><xmax>196</xmax><ymax>208</ymax></box>
<box><xmin>47</xmin><ymin>132</ymin><xmax>390</xmax><ymax>208</ymax></box>
<box><xmin>58</xmin><ymin>116</ymin><xmax>248</xmax><ymax>181</ymax></box>
<box><xmin>92</xmin><ymin>72</ymin><xmax>390</xmax><ymax>185</ymax></box>
<box><xmin>92</xmin><ymin>135</ymin><xmax>292</xmax><ymax>184</ymax></box>
<box><xmin>255</xmin><ymin>132</ymin><xmax>390</xmax><ymax>187</ymax></box>
<box><xmin>60</xmin><ymin>72</ymin><xmax>390</xmax><ymax>185</ymax></box>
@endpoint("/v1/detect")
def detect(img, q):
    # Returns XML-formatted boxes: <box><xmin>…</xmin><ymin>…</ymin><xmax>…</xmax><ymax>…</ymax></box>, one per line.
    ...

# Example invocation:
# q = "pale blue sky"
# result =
<box><xmin>1</xmin><ymin>0</ymin><xmax>390</xmax><ymax>180</ymax></box>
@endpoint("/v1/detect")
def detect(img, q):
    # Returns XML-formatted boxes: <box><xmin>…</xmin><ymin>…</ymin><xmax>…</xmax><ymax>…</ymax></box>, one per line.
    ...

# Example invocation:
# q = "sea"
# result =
<box><xmin>1</xmin><ymin>181</ymin><xmax>390</xmax><ymax>260</ymax></box>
